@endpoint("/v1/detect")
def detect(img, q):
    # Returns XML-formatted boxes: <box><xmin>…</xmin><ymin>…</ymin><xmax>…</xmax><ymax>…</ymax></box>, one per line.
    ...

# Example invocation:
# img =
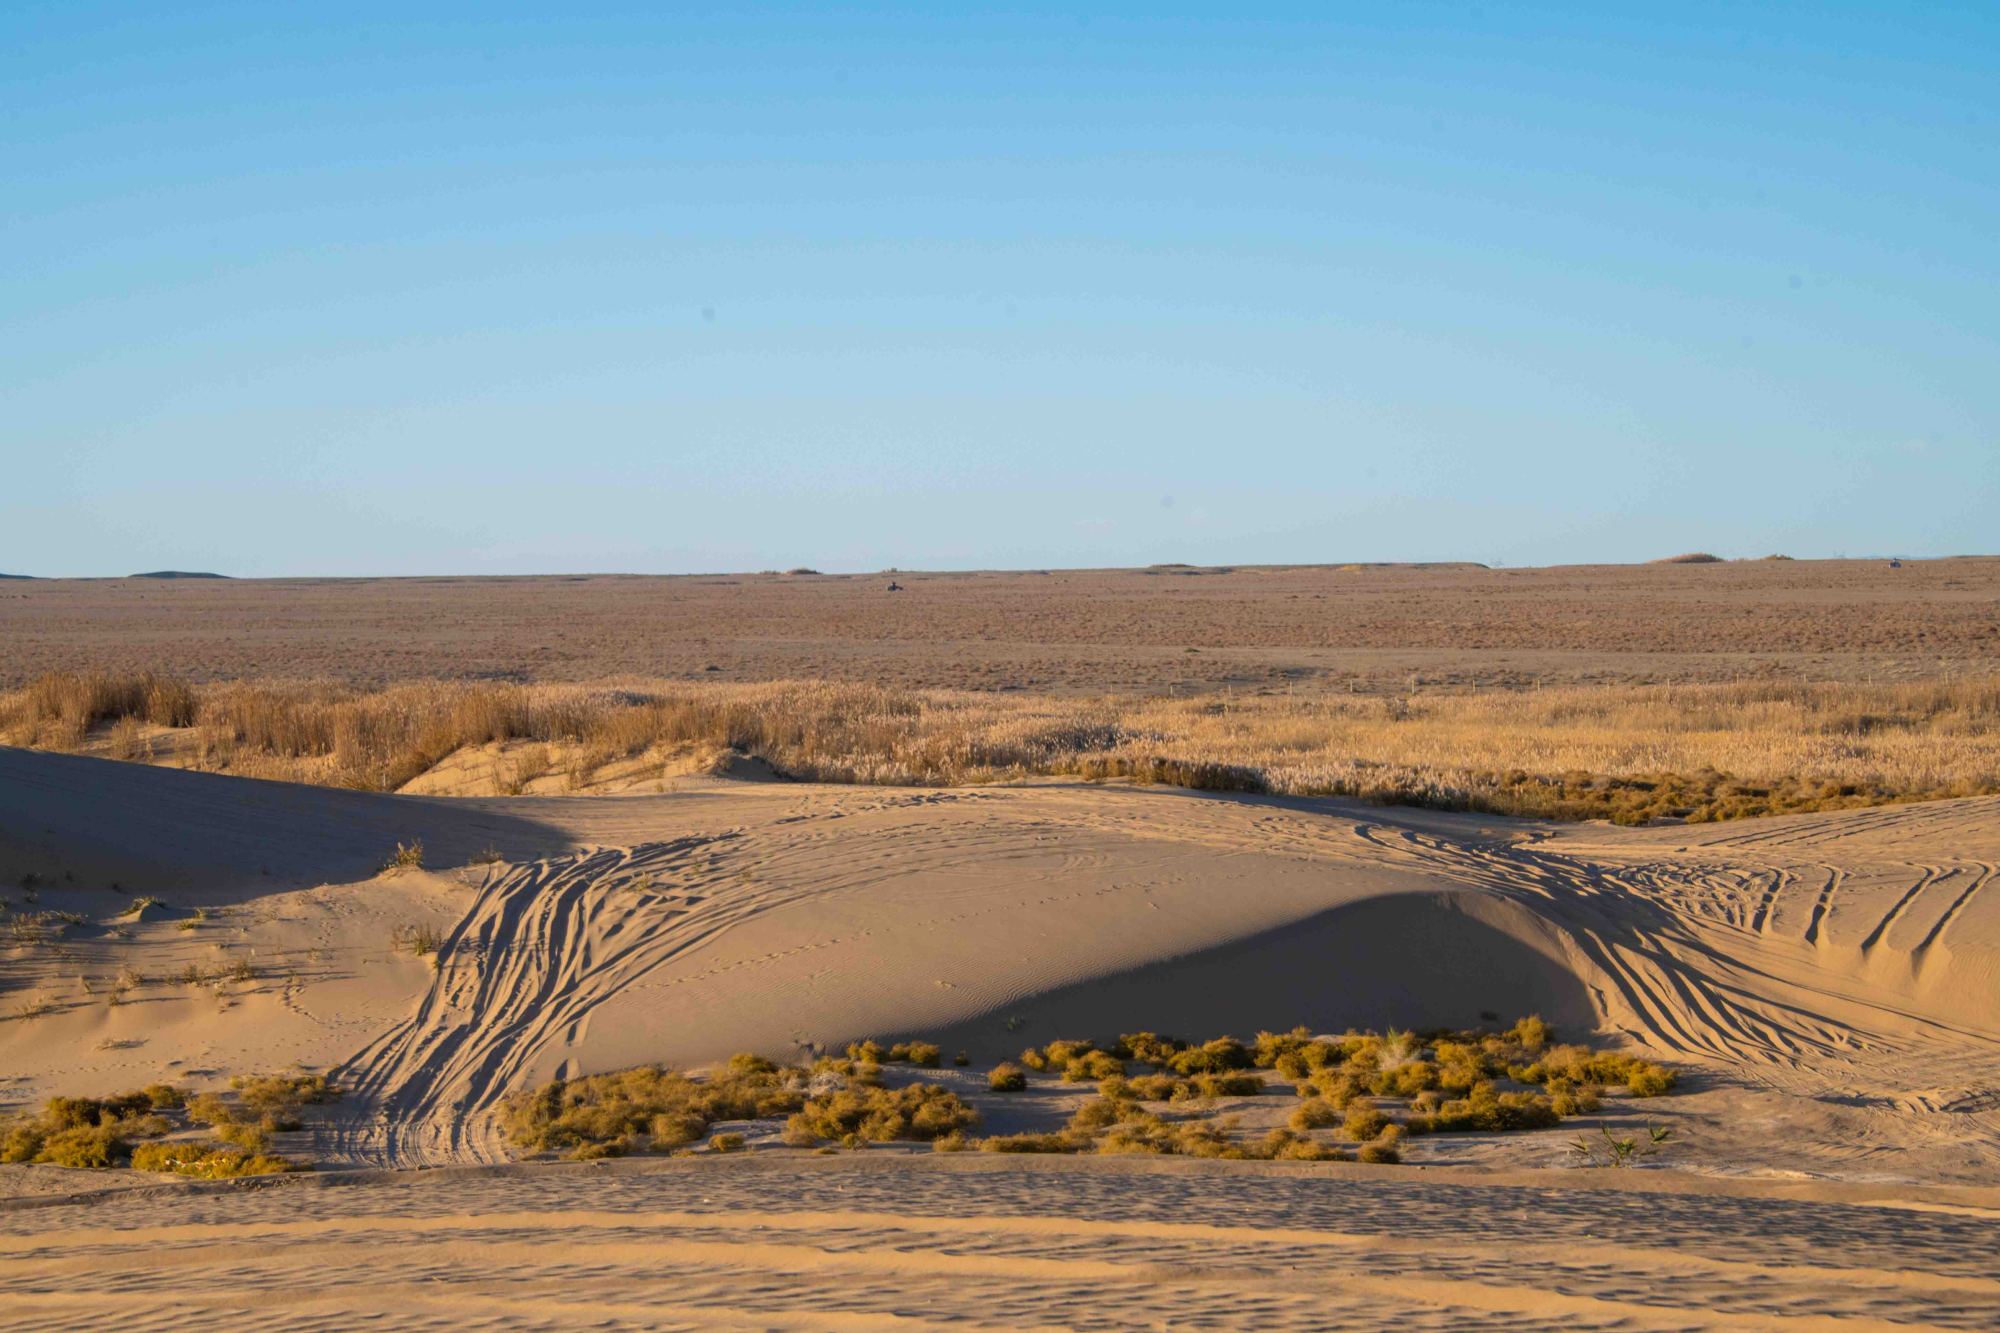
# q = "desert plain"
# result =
<box><xmin>2</xmin><ymin>558</ymin><xmax>1998</xmax><ymax>1330</ymax></box>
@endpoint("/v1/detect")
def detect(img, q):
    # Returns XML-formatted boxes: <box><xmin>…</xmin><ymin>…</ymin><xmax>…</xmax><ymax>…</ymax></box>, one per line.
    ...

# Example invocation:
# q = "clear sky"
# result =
<box><xmin>4</xmin><ymin>3</ymin><xmax>1994</xmax><ymax>576</ymax></box>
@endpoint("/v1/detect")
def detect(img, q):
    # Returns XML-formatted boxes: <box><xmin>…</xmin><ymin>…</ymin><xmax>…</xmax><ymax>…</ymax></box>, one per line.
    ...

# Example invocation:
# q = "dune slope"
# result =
<box><xmin>3</xmin><ymin>748</ymin><xmax>1997</xmax><ymax>1182</ymax></box>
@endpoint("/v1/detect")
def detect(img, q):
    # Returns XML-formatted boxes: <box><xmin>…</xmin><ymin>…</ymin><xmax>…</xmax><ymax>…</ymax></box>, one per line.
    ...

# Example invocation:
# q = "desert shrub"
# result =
<box><xmin>1371</xmin><ymin>1060</ymin><xmax>1439</xmax><ymax>1098</ymax></box>
<box><xmin>1288</xmin><ymin>1098</ymin><xmax>1340</xmax><ymax>1131</ymax></box>
<box><xmin>787</xmin><ymin>1084</ymin><xmax>978</xmax><ymax>1144</ymax></box>
<box><xmin>1419</xmin><ymin>1082</ymin><xmax>1561</xmax><ymax>1133</ymax></box>
<box><xmin>1166</xmin><ymin>1038</ymin><xmax>1253</xmax><ymax>1075</ymax></box>
<box><xmin>1546</xmin><ymin>1079</ymin><xmax>1602</xmax><ymax>1116</ymax></box>
<box><xmin>0</xmin><ymin>1088</ymin><xmax>183</xmax><ymax>1168</ymax></box>
<box><xmin>1124</xmin><ymin>1073</ymin><xmax>1180</xmax><ymax>1101</ymax></box>
<box><xmin>1358</xmin><ymin>1142</ymin><xmax>1402</xmax><ymax>1164</ymax></box>
<box><xmin>1254</xmin><ymin>1027</ymin><xmax>1316</xmax><ymax>1068</ymax></box>
<box><xmin>502</xmin><ymin>1058</ymin><xmax>807</xmax><ymax>1155</ymax></box>
<box><xmin>395</xmin><ymin>922</ymin><xmax>444</xmax><ymax>956</ymax></box>
<box><xmin>987</xmin><ymin>1063</ymin><xmax>1027</xmax><ymax>1092</ymax></box>
<box><xmin>1508</xmin><ymin>1015</ymin><xmax>1552</xmax><ymax>1052</ymax></box>
<box><xmin>35</xmin><ymin>1124</ymin><xmax>129</xmax><ymax>1168</ymax></box>
<box><xmin>932</xmin><ymin>1131</ymin><xmax>969</xmax><ymax>1152</ymax></box>
<box><xmin>1343</xmin><ymin>1102</ymin><xmax>1392</xmax><ymax>1141</ymax></box>
<box><xmin>130</xmin><ymin>1141</ymin><xmax>300</xmax><ymax>1178</ymax></box>
<box><xmin>979</xmin><ymin>1132</ymin><xmax>1074</xmax><ymax>1154</ymax></box>
<box><xmin>1176</xmin><ymin>1072</ymin><xmax>1264</xmax><ymax>1100</ymax></box>
<box><xmin>1307</xmin><ymin>1072</ymin><xmax>1367</xmax><ymax>1109</ymax></box>
<box><xmin>1626</xmin><ymin>1065</ymin><xmax>1676</xmax><ymax>1097</ymax></box>
<box><xmin>1257</xmin><ymin>1128</ymin><xmax>1347</xmax><ymax>1161</ymax></box>
<box><xmin>382</xmin><ymin>839</ymin><xmax>424</xmax><ymax>873</ymax></box>
<box><xmin>1067</xmin><ymin>1096</ymin><xmax>1154</xmax><ymax>1133</ymax></box>
<box><xmin>1040</xmin><ymin>1039</ymin><xmax>1096</xmax><ymax>1067</ymax></box>
<box><xmin>1116</xmin><ymin>1032</ymin><xmax>1184</xmax><ymax>1066</ymax></box>
<box><xmin>1514</xmin><ymin>1045</ymin><xmax>1674</xmax><ymax>1097</ymax></box>
<box><xmin>1095</xmin><ymin>1124</ymin><xmax>1172</xmax><ymax>1155</ymax></box>
<box><xmin>215</xmin><ymin>1121</ymin><xmax>272</xmax><ymax>1152</ymax></box>
<box><xmin>890</xmin><ymin>1041</ymin><xmax>942</xmax><ymax>1067</ymax></box>
<box><xmin>708</xmin><ymin>1132</ymin><xmax>745</xmax><ymax>1153</ymax></box>
<box><xmin>232</xmin><ymin>1072</ymin><xmax>340</xmax><ymax>1117</ymax></box>
<box><xmin>1060</xmin><ymin>1050</ymin><xmax>1125</xmax><ymax>1082</ymax></box>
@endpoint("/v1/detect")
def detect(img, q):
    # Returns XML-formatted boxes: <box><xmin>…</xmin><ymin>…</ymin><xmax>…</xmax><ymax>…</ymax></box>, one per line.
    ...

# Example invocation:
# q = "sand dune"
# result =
<box><xmin>5</xmin><ymin>748</ymin><xmax>1999</xmax><ymax>1327</ymax></box>
<box><xmin>5</xmin><ymin>746</ymin><xmax>1996</xmax><ymax>1190</ymax></box>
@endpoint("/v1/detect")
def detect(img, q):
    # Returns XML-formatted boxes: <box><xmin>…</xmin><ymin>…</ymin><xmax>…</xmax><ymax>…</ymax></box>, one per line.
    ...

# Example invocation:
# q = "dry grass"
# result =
<box><xmin>5</xmin><ymin>672</ymin><xmax>1998</xmax><ymax>823</ymax></box>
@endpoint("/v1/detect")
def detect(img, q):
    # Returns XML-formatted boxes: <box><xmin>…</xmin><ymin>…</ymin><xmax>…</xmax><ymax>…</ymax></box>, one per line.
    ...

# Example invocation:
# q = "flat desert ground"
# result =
<box><xmin>3</xmin><ymin>560</ymin><xmax>1998</xmax><ymax>1329</ymax></box>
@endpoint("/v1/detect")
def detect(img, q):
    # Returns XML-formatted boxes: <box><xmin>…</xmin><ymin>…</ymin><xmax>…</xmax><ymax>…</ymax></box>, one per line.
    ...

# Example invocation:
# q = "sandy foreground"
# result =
<box><xmin>3</xmin><ymin>745</ymin><xmax>1998</xmax><ymax>1326</ymax></box>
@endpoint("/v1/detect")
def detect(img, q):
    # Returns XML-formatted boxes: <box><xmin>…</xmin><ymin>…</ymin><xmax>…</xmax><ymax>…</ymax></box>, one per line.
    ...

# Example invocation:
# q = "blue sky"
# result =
<box><xmin>3</xmin><ymin>3</ymin><xmax>1994</xmax><ymax>575</ymax></box>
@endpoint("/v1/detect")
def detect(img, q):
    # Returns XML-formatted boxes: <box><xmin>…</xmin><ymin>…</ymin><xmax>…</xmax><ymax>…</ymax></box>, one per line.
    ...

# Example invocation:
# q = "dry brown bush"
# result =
<box><xmin>8</xmin><ymin>672</ymin><xmax>1998</xmax><ymax>822</ymax></box>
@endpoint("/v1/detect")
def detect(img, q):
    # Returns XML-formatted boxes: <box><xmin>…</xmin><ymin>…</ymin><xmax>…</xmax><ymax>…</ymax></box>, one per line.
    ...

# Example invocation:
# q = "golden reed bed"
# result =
<box><xmin>6</xmin><ymin>671</ymin><xmax>1997</xmax><ymax>823</ymax></box>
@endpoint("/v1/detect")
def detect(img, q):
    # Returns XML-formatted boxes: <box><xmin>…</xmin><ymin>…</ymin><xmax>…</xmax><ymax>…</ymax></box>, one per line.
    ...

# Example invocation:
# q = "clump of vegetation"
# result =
<box><xmin>0</xmin><ymin>1071</ymin><xmax>338</xmax><ymax>1173</ymax></box>
<box><xmin>845</xmin><ymin>1039</ymin><xmax>942</xmax><ymax>1067</ymax></box>
<box><xmin>130</xmin><ymin>1140</ymin><xmax>302</xmax><ymax>1178</ymax></box>
<box><xmin>502</xmin><ymin>1057</ymin><xmax>809</xmax><ymax>1159</ymax></box>
<box><xmin>382</xmin><ymin>840</ymin><xmax>424</xmax><ymax>874</ymax></box>
<box><xmin>784</xmin><ymin>1084</ymin><xmax>978</xmax><ymax>1145</ymax></box>
<box><xmin>184</xmin><ymin>1072</ymin><xmax>342</xmax><ymax>1151</ymax></box>
<box><xmin>1569</xmin><ymin>1124</ymin><xmax>1676</xmax><ymax>1168</ymax></box>
<box><xmin>492</xmin><ymin>1019</ymin><xmax>1681</xmax><ymax>1166</ymax></box>
<box><xmin>393</xmin><ymin>921</ymin><xmax>444</xmax><ymax>956</ymax></box>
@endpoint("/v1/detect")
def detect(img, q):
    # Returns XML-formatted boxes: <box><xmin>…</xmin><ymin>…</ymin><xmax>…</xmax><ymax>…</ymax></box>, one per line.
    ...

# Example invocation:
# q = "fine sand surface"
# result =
<box><xmin>6</xmin><ymin>1156</ymin><xmax>2000</xmax><ymax>1331</ymax></box>
<box><xmin>4</xmin><ymin>745</ymin><xmax>1999</xmax><ymax>1325</ymax></box>
<box><xmin>4</xmin><ymin>557</ymin><xmax>1996</xmax><ymax>693</ymax></box>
